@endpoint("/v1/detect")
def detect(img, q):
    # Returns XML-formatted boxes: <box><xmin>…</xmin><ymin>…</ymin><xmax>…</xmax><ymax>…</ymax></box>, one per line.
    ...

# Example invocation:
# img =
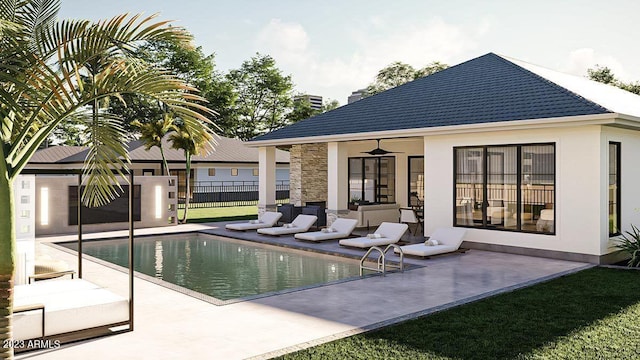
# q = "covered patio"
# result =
<box><xmin>248</xmin><ymin>53</ymin><xmax>640</xmax><ymax>264</ymax></box>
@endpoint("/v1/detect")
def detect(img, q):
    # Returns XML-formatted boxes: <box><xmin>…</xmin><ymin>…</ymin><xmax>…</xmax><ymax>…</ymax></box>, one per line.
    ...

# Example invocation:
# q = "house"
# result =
<box><xmin>24</xmin><ymin>135</ymin><xmax>290</xmax><ymax>236</ymax></box>
<box><xmin>246</xmin><ymin>53</ymin><xmax>640</xmax><ymax>264</ymax></box>
<box><xmin>28</xmin><ymin>135</ymin><xmax>290</xmax><ymax>183</ymax></box>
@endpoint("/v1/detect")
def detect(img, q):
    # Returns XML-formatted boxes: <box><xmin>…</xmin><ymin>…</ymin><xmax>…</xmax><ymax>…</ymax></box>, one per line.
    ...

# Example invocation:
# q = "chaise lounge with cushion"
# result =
<box><xmin>339</xmin><ymin>222</ymin><xmax>408</xmax><ymax>248</ymax></box>
<box><xmin>294</xmin><ymin>218</ymin><xmax>358</xmax><ymax>242</ymax></box>
<box><xmin>395</xmin><ymin>227</ymin><xmax>467</xmax><ymax>257</ymax></box>
<box><xmin>225</xmin><ymin>211</ymin><xmax>282</xmax><ymax>231</ymax></box>
<box><xmin>257</xmin><ymin>214</ymin><xmax>318</xmax><ymax>236</ymax></box>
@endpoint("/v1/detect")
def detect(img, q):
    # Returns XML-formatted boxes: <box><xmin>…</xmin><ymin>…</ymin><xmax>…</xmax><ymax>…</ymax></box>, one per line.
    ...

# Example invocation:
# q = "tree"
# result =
<box><xmin>286</xmin><ymin>96</ymin><xmax>341</xmax><ymax>123</ymax></box>
<box><xmin>226</xmin><ymin>53</ymin><xmax>294</xmax><ymax>140</ymax></box>
<box><xmin>587</xmin><ymin>65</ymin><xmax>616</xmax><ymax>85</ymax></box>
<box><xmin>108</xmin><ymin>36</ymin><xmax>233</xmax><ymax>134</ymax></box>
<box><xmin>365</xmin><ymin>61</ymin><xmax>448</xmax><ymax>97</ymax></box>
<box><xmin>322</xmin><ymin>99</ymin><xmax>340</xmax><ymax>112</ymax></box>
<box><xmin>587</xmin><ymin>65</ymin><xmax>640</xmax><ymax>95</ymax></box>
<box><xmin>286</xmin><ymin>96</ymin><xmax>318</xmax><ymax>123</ymax></box>
<box><xmin>0</xmin><ymin>3</ymin><xmax>214</xmax><ymax>358</ymax></box>
<box><xmin>170</xmin><ymin>124</ymin><xmax>213</xmax><ymax>223</ymax></box>
<box><xmin>132</xmin><ymin>114</ymin><xmax>177</xmax><ymax>176</ymax></box>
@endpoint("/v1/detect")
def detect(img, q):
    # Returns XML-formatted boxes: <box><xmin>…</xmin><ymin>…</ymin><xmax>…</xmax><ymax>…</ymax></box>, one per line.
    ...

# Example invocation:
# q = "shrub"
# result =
<box><xmin>615</xmin><ymin>224</ymin><xmax>640</xmax><ymax>267</ymax></box>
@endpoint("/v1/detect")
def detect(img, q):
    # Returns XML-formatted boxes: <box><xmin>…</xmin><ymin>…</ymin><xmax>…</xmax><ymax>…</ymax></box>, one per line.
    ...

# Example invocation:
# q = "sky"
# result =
<box><xmin>59</xmin><ymin>0</ymin><xmax>640</xmax><ymax>105</ymax></box>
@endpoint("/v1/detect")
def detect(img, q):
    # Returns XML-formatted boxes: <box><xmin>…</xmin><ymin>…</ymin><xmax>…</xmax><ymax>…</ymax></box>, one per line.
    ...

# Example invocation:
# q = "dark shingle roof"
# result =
<box><xmin>251</xmin><ymin>53</ymin><xmax>613</xmax><ymax>142</ymax></box>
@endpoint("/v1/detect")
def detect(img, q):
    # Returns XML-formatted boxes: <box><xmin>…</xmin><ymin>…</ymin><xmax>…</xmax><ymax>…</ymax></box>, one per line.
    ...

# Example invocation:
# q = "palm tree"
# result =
<box><xmin>133</xmin><ymin>114</ymin><xmax>177</xmax><ymax>176</ymax></box>
<box><xmin>0</xmin><ymin>2</ymin><xmax>214</xmax><ymax>358</ymax></box>
<box><xmin>170</xmin><ymin>125</ymin><xmax>214</xmax><ymax>223</ymax></box>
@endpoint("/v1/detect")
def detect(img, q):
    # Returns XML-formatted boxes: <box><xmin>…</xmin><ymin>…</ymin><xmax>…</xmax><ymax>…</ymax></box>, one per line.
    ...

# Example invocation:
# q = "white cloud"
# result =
<box><xmin>254</xmin><ymin>17</ymin><xmax>487</xmax><ymax>104</ymax></box>
<box><xmin>561</xmin><ymin>48</ymin><xmax>628</xmax><ymax>81</ymax></box>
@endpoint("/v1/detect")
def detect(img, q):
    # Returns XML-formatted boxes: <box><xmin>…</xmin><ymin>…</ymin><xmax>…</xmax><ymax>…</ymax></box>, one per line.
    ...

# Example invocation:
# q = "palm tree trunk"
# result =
<box><xmin>159</xmin><ymin>146</ymin><xmax>170</xmax><ymax>176</ymax></box>
<box><xmin>180</xmin><ymin>151</ymin><xmax>191</xmax><ymax>224</ymax></box>
<box><xmin>0</xmin><ymin>174</ymin><xmax>16</xmax><ymax>360</ymax></box>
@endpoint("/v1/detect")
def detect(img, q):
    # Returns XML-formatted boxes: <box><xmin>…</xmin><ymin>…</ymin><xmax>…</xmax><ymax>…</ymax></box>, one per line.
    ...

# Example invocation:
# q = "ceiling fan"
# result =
<box><xmin>361</xmin><ymin>139</ymin><xmax>403</xmax><ymax>156</ymax></box>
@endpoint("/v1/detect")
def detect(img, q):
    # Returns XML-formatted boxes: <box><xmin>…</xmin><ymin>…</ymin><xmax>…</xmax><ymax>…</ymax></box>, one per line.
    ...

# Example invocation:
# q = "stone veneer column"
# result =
<box><xmin>289</xmin><ymin>143</ymin><xmax>328</xmax><ymax>206</ymax></box>
<box><xmin>258</xmin><ymin>146</ymin><xmax>278</xmax><ymax>217</ymax></box>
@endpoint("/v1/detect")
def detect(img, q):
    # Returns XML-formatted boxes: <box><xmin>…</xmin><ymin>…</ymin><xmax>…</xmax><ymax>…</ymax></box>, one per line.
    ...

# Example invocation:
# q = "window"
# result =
<box><xmin>20</xmin><ymin>210</ymin><xmax>30</xmax><ymax>218</ymax></box>
<box><xmin>21</xmin><ymin>180</ymin><xmax>30</xmax><ymax>189</ymax></box>
<box><xmin>231</xmin><ymin>168</ymin><xmax>238</xmax><ymax>176</ymax></box>
<box><xmin>609</xmin><ymin>142</ymin><xmax>621</xmax><ymax>236</ymax></box>
<box><xmin>348</xmin><ymin>157</ymin><xmax>395</xmax><ymax>204</ymax></box>
<box><xmin>408</xmin><ymin>157</ymin><xmax>424</xmax><ymax>207</ymax></box>
<box><xmin>20</xmin><ymin>195</ymin><xmax>29</xmax><ymax>204</ymax></box>
<box><xmin>208</xmin><ymin>168</ymin><xmax>216</xmax><ymax>177</ymax></box>
<box><xmin>253</xmin><ymin>168</ymin><xmax>259</xmax><ymax>176</ymax></box>
<box><xmin>454</xmin><ymin>143</ymin><xmax>555</xmax><ymax>234</ymax></box>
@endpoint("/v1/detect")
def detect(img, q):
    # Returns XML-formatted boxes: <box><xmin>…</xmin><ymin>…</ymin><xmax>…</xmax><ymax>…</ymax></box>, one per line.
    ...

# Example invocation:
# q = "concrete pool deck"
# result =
<box><xmin>18</xmin><ymin>222</ymin><xmax>593</xmax><ymax>360</ymax></box>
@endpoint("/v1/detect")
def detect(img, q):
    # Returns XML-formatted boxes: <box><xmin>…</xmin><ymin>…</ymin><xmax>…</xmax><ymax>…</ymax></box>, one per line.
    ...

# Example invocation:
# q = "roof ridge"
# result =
<box><xmin>493</xmin><ymin>54</ymin><xmax>613</xmax><ymax>113</ymax></box>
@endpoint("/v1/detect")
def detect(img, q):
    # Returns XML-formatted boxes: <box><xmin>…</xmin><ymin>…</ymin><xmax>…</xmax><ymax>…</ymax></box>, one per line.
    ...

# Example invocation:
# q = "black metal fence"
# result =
<box><xmin>178</xmin><ymin>180</ymin><xmax>289</xmax><ymax>208</ymax></box>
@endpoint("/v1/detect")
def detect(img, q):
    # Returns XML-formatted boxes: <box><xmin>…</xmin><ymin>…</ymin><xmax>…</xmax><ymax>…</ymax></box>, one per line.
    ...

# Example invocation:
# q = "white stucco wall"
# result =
<box><xmin>14</xmin><ymin>175</ymin><xmax>36</xmax><ymax>284</ymax></box>
<box><xmin>423</xmin><ymin>125</ymin><xmax>609</xmax><ymax>257</ymax></box>
<box><xmin>601</xmin><ymin>126</ymin><xmax>640</xmax><ymax>254</ymax></box>
<box><xmin>35</xmin><ymin>175</ymin><xmax>178</xmax><ymax>236</ymax></box>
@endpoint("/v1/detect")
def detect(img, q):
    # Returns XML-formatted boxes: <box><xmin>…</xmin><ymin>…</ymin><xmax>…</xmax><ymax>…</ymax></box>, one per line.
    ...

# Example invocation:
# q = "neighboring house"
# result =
<box><xmin>23</xmin><ymin>135</ymin><xmax>290</xmax><ymax>236</ymax></box>
<box><xmin>28</xmin><ymin>135</ymin><xmax>290</xmax><ymax>183</ymax></box>
<box><xmin>247</xmin><ymin>52</ymin><xmax>640</xmax><ymax>264</ymax></box>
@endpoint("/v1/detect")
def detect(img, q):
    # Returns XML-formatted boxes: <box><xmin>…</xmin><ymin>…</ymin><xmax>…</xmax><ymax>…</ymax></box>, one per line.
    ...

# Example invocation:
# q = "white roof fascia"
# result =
<box><xmin>245</xmin><ymin>113</ymin><xmax>621</xmax><ymax>147</ymax></box>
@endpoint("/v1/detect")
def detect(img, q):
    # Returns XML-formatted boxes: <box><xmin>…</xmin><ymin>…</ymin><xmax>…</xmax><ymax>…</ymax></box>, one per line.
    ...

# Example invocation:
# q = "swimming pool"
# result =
<box><xmin>61</xmin><ymin>233</ymin><xmax>361</xmax><ymax>301</ymax></box>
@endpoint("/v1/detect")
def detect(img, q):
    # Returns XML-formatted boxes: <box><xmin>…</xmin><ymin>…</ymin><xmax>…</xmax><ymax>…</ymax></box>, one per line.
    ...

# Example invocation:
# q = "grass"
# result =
<box><xmin>278</xmin><ymin>267</ymin><xmax>640</xmax><ymax>360</ymax></box>
<box><xmin>178</xmin><ymin>205</ymin><xmax>258</xmax><ymax>223</ymax></box>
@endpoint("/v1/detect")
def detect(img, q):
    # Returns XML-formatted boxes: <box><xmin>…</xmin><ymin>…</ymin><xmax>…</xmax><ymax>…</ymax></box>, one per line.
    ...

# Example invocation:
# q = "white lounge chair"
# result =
<box><xmin>257</xmin><ymin>214</ymin><xmax>318</xmax><ymax>236</ymax></box>
<box><xmin>395</xmin><ymin>227</ymin><xmax>467</xmax><ymax>257</ymax></box>
<box><xmin>225</xmin><ymin>211</ymin><xmax>282</xmax><ymax>231</ymax></box>
<box><xmin>339</xmin><ymin>222</ymin><xmax>408</xmax><ymax>248</ymax></box>
<box><xmin>295</xmin><ymin>218</ymin><xmax>358</xmax><ymax>242</ymax></box>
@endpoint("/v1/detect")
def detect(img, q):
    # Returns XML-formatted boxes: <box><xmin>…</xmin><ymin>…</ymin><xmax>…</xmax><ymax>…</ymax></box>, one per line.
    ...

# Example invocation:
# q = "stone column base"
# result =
<box><xmin>326</xmin><ymin>209</ymin><xmax>351</xmax><ymax>226</ymax></box>
<box><xmin>258</xmin><ymin>204</ymin><xmax>278</xmax><ymax>218</ymax></box>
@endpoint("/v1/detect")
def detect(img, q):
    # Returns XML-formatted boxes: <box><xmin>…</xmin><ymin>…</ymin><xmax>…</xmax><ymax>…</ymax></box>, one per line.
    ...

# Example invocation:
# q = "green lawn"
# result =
<box><xmin>278</xmin><ymin>267</ymin><xmax>640</xmax><ymax>360</ymax></box>
<box><xmin>178</xmin><ymin>205</ymin><xmax>258</xmax><ymax>223</ymax></box>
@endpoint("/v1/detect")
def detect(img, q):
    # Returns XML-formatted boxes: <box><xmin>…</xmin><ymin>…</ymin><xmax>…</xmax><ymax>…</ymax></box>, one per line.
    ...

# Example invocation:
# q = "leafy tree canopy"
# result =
<box><xmin>587</xmin><ymin>65</ymin><xmax>640</xmax><ymax>95</ymax></box>
<box><xmin>225</xmin><ymin>53</ymin><xmax>294</xmax><ymax>140</ymax></box>
<box><xmin>365</xmin><ymin>61</ymin><xmax>448</xmax><ymax>97</ymax></box>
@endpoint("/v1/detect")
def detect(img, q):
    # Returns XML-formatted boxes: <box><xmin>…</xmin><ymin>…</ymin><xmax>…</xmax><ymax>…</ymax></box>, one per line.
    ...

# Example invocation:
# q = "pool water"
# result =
<box><xmin>62</xmin><ymin>234</ymin><xmax>361</xmax><ymax>301</ymax></box>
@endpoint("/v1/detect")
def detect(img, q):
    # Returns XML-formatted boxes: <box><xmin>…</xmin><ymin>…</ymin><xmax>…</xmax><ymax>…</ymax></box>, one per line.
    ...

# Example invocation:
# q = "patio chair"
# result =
<box><xmin>339</xmin><ymin>222</ymin><xmax>408</xmax><ymax>248</ymax></box>
<box><xmin>294</xmin><ymin>218</ymin><xmax>358</xmax><ymax>242</ymax></box>
<box><xmin>395</xmin><ymin>227</ymin><xmax>467</xmax><ymax>257</ymax></box>
<box><xmin>302</xmin><ymin>203</ymin><xmax>326</xmax><ymax>228</ymax></box>
<box><xmin>225</xmin><ymin>211</ymin><xmax>282</xmax><ymax>231</ymax></box>
<box><xmin>536</xmin><ymin>209</ymin><xmax>554</xmax><ymax>232</ymax></box>
<box><xmin>257</xmin><ymin>214</ymin><xmax>318</xmax><ymax>236</ymax></box>
<box><xmin>277</xmin><ymin>203</ymin><xmax>303</xmax><ymax>224</ymax></box>
<box><xmin>399</xmin><ymin>208</ymin><xmax>423</xmax><ymax>235</ymax></box>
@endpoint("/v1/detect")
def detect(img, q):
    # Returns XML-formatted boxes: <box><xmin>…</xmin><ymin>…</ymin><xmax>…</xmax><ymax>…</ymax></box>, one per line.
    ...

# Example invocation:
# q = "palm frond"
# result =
<box><xmin>3</xmin><ymin>7</ymin><xmax>217</xmax><ymax>209</ymax></box>
<box><xmin>81</xmin><ymin>111</ymin><xmax>129</xmax><ymax>207</ymax></box>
